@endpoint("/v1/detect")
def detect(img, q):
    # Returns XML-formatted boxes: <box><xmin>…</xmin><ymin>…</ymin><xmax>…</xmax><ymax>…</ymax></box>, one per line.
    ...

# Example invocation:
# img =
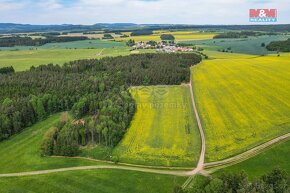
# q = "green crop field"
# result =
<box><xmin>182</xmin><ymin>35</ymin><xmax>290</xmax><ymax>55</ymax></box>
<box><xmin>214</xmin><ymin>139</ymin><xmax>290</xmax><ymax>179</ymax></box>
<box><xmin>113</xmin><ymin>85</ymin><xmax>201</xmax><ymax>167</ymax></box>
<box><xmin>0</xmin><ymin>47</ymin><xmax>155</xmax><ymax>71</ymax></box>
<box><xmin>191</xmin><ymin>53</ymin><xmax>290</xmax><ymax>162</ymax></box>
<box><xmin>0</xmin><ymin>113</ymin><xmax>104</xmax><ymax>174</ymax></box>
<box><xmin>0</xmin><ymin>170</ymin><xmax>186</xmax><ymax>193</ymax></box>
<box><xmin>0</xmin><ymin>39</ymin><xmax>125</xmax><ymax>51</ymax></box>
<box><xmin>116</xmin><ymin>31</ymin><xmax>216</xmax><ymax>42</ymax></box>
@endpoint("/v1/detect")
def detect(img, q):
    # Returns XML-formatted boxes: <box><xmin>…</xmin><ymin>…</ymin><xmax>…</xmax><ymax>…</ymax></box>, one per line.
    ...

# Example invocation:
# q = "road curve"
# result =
<box><xmin>205</xmin><ymin>132</ymin><xmax>290</xmax><ymax>172</ymax></box>
<box><xmin>0</xmin><ymin>165</ymin><xmax>191</xmax><ymax>178</ymax></box>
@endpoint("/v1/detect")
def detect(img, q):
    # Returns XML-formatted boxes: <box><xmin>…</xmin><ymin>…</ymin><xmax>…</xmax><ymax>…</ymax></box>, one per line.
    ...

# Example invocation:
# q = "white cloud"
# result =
<box><xmin>39</xmin><ymin>0</ymin><xmax>62</xmax><ymax>9</ymax></box>
<box><xmin>0</xmin><ymin>0</ymin><xmax>27</xmax><ymax>11</ymax></box>
<box><xmin>0</xmin><ymin>0</ymin><xmax>289</xmax><ymax>24</ymax></box>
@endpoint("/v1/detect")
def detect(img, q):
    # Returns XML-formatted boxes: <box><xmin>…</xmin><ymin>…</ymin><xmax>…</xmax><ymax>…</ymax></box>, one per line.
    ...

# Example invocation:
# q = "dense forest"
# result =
<box><xmin>266</xmin><ymin>38</ymin><xmax>290</xmax><ymax>52</ymax></box>
<box><xmin>0</xmin><ymin>36</ymin><xmax>88</xmax><ymax>47</ymax></box>
<box><xmin>213</xmin><ymin>31</ymin><xmax>278</xmax><ymax>39</ymax></box>
<box><xmin>131</xmin><ymin>30</ymin><xmax>153</xmax><ymax>36</ymax></box>
<box><xmin>174</xmin><ymin>168</ymin><xmax>289</xmax><ymax>193</ymax></box>
<box><xmin>0</xmin><ymin>53</ymin><xmax>201</xmax><ymax>156</ymax></box>
<box><xmin>160</xmin><ymin>34</ymin><xmax>175</xmax><ymax>41</ymax></box>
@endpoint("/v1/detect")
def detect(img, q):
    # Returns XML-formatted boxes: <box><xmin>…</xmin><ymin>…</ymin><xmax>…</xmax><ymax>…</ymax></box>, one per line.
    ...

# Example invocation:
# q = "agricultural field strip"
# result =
<box><xmin>204</xmin><ymin>132</ymin><xmax>290</xmax><ymax>172</ymax></box>
<box><xmin>0</xmin><ymin>165</ymin><xmax>190</xmax><ymax>178</ymax></box>
<box><xmin>113</xmin><ymin>85</ymin><xmax>201</xmax><ymax>167</ymax></box>
<box><xmin>51</xmin><ymin>156</ymin><xmax>193</xmax><ymax>170</ymax></box>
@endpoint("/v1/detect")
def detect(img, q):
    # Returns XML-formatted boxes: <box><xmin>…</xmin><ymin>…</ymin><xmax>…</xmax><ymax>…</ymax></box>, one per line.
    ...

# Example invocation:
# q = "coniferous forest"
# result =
<box><xmin>0</xmin><ymin>53</ymin><xmax>201</xmax><ymax>156</ymax></box>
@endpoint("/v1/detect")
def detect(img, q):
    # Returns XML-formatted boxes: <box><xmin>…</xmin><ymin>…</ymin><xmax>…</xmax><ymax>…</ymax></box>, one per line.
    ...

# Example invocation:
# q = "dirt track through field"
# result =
<box><xmin>0</xmin><ymin>132</ymin><xmax>289</xmax><ymax>178</ymax></box>
<box><xmin>0</xmin><ymin>165</ymin><xmax>189</xmax><ymax>178</ymax></box>
<box><xmin>187</xmin><ymin>81</ymin><xmax>206</xmax><ymax>176</ymax></box>
<box><xmin>182</xmin><ymin>78</ymin><xmax>207</xmax><ymax>188</ymax></box>
<box><xmin>205</xmin><ymin>132</ymin><xmax>290</xmax><ymax>172</ymax></box>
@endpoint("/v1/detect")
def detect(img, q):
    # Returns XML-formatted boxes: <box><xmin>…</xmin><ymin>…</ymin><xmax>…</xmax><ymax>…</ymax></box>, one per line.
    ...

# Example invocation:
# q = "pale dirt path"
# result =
<box><xmin>182</xmin><ymin>81</ymin><xmax>206</xmax><ymax>188</ymax></box>
<box><xmin>0</xmin><ymin>165</ymin><xmax>190</xmax><ymax>178</ymax></box>
<box><xmin>97</xmin><ymin>48</ymin><xmax>105</xmax><ymax>56</ymax></box>
<box><xmin>205</xmin><ymin>132</ymin><xmax>290</xmax><ymax>173</ymax></box>
<box><xmin>186</xmin><ymin>80</ymin><xmax>206</xmax><ymax>176</ymax></box>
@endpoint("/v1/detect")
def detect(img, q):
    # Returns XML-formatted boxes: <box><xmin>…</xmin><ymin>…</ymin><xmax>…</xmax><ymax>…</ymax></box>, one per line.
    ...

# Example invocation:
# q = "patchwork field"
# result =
<box><xmin>0</xmin><ymin>170</ymin><xmax>186</xmax><ymax>193</ymax></box>
<box><xmin>116</xmin><ymin>31</ymin><xmax>216</xmax><ymax>42</ymax></box>
<box><xmin>182</xmin><ymin>35</ymin><xmax>290</xmax><ymax>55</ymax></box>
<box><xmin>191</xmin><ymin>53</ymin><xmax>290</xmax><ymax>162</ymax></box>
<box><xmin>0</xmin><ymin>47</ymin><xmax>155</xmax><ymax>71</ymax></box>
<box><xmin>113</xmin><ymin>85</ymin><xmax>201</xmax><ymax>167</ymax></box>
<box><xmin>214</xmin><ymin>139</ymin><xmax>290</xmax><ymax>179</ymax></box>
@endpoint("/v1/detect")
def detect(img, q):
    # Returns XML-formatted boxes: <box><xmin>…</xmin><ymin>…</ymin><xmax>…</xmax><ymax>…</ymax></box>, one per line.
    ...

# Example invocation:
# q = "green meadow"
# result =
<box><xmin>0</xmin><ymin>170</ymin><xmax>186</xmax><ymax>193</ymax></box>
<box><xmin>0</xmin><ymin>47</ymin><xmax>155</xmax><ymax>71</ymax></box>
<box><xmin>214</xmin><ymin>139</ymin><xmax>290</xmax><ymax>179</ymax></box>
<box><xmin>182</xmin><ymin>35</ymin><xmax>290</xmax><ymax>55</ymax></box>
<box><xmin>0</xmin><ymin>39</ymin><xmax>125</xmax><ymax>51</ymax></box>
<box><xmin>0</xmin><ymin>113</ymin><xmax>102</xmax><ymax>174</ymax></box>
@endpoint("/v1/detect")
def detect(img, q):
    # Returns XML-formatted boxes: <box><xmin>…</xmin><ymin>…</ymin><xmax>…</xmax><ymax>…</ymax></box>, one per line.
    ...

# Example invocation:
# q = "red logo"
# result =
<box><xmin>249</xmin><ymin>9</ymin><xmax>277</xmax><ymax>22</ymax></box>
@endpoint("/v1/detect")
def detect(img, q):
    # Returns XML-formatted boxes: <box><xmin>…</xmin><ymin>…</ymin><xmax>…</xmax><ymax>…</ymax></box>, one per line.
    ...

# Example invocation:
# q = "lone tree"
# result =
<box><xmin>160</xmin><ymin>34</ymin><xmax>175</xmax><ymax>41</ymax></box>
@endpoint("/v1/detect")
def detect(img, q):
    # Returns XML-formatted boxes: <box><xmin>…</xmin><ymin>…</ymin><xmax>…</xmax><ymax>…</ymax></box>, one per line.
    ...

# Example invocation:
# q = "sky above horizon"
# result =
<box><xmin>0</xmin><ymin>0</ymin><xmax>289</xmax><ymax>25</ymax></box>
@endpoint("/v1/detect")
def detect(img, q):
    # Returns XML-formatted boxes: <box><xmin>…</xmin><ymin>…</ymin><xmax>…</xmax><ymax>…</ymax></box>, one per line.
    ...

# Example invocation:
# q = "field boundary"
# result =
<box><xmin>51</xmin><ymin>156</ymin><xmax>193</xmax><ymax>170</ymax></box>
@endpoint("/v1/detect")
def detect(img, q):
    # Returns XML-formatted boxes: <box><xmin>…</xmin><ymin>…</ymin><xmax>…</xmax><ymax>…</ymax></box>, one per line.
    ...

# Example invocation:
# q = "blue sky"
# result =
<box><xmin>0</xmin><ymin>0</ymin><xmax>289</xmax><ymax>24</ymax></box>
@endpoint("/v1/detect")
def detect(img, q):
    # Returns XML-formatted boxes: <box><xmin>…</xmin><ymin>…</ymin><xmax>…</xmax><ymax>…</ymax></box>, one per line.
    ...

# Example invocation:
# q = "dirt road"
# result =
<box><xmin>0</xmin><ymin>165</ymin><xmax>191</xmax><ymax>178</ymax></box>
<box><xmin>187</xmin><ymin>81</ymin><xmax>206</xmax><ymax>176</ymax></box>
<box><xmin>205</xmin><ymin>132</ymin><xmax>290</xmax><ymax>172</ymax></box>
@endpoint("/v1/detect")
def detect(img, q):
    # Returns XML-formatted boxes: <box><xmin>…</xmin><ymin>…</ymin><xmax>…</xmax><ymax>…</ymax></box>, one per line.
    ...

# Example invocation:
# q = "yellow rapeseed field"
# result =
<box><xmin>191</xmin><ymin>53</ymin><xmax>290</xmax><ymax>162</ymax></box>
<box><xmin>113</xmin><ymin>85</ymin><xmax>201</xmax><ymax>167</ymax></box>
<box><xmin>115</xmin><ymin>31</ymin><xmax>216</xmax><ymax>42</ymax></box>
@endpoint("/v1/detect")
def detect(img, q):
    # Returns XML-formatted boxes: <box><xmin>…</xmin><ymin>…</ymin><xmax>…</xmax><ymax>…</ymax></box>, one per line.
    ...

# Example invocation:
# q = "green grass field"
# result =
<box><xmin>112</xmin><ymin>85</ymin><xmax>201</xmax><ymax>167</ymax></box>
<box><xmin>182</xmin><ymin>35</ymin><xmax>290</xmax><ymax>55</ymax></box>
<box><xmin>191</xmin><ymin>53</ymin><xmax>290</xmax><ymax>162</ymax></box>
<box><xmin>0</xmin><ymin>170</ymin><xmax>186</xmax><ymax>193</ymax></box>
<box><xmin>0</xmin><ymin>39</ymin><xmax>125</xmax><ymax>51</ymax></box>
<box><xmin>0</xmin><ymin>47</ymin><xmax>155</xmax><ymax>71</ymax></box>
<box><xmin>214</xmin><ymin>139</ymin><xmax>290</xmax><ymax>179</ymax></box>
<box><xmin>0</xmin><ymin>113</ymin><xmax>103</xmax><ymax>174</ymax></box>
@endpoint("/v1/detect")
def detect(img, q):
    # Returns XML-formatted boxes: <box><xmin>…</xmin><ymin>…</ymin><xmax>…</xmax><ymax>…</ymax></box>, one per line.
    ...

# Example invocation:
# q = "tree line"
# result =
<box><xmin>174</xmin><ymin>168</ymin><xmax>289</xmax><ymax>193</ymax></box>
<box><xmin>0</xmin><ymin>53</ymin><xmax>201</xmax><ymax>156</ymax></box>
<box><xmin>131</xmin><ymin>30</ymin><xmax>153</xmax><ymax>36</ymax></box>
<box><xmin>266</xmin><ymin>38</ymin><xmax>290</xmax><ymax>52</ymax></box>
<box><xmin>213</xmin><ymin>31</ymin><xmax>278</xmax><ymax>39</ymax></box>
<box><xmin>0</xmin><ymin>36</ymin><xmax>88</xmax><ymax>47</ymax></box>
